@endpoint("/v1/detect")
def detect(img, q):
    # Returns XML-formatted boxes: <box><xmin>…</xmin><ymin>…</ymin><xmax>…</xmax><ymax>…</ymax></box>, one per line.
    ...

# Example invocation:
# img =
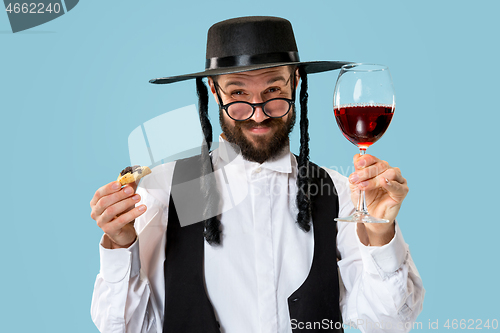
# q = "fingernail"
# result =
<box><xmin>357</xmin><ymin>160</ymin><xmax>366</xmax><ymax>168</ymax></box>
<box><xmin>138</xmin><ymin>205</ymin><xmax>146</xmax><ymax>212</ymax></box>
<box><xmin>124</xmin><ymin>187</ymin><xmax>133</xmax><ymax>195</ymax></box>
<box><xmin>360</xmin><ymin>181</ymin><xmax>369</xmax><ymax>188</ymax></box>
<box><xmin>132</xmin><ymin>194</ymin><xmax>140</xmax><ymax>201</ymax></box>
<box><xmin>349</xmin><ymin>174</ymin><xmax>359</xmax><ymax>183</ymax></box>
<box><xmin>112</xmin><ymin>182</ymin><xmax>120</xmax><ymax>190</ymax></box>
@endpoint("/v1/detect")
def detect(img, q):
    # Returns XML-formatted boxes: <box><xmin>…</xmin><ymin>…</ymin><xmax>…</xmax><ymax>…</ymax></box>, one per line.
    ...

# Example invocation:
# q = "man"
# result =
<box><xmin>90</xmin><ymin>16</ymin><xmax>424</xmax><ymax>332</ymax></box>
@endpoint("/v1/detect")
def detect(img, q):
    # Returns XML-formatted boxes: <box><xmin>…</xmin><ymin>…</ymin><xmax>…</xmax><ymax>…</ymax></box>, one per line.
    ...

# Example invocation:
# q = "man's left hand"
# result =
<box><xmin>348</xmin><ymin>153</ymin><xmax>409</xmax><ymax>245</ymax></box>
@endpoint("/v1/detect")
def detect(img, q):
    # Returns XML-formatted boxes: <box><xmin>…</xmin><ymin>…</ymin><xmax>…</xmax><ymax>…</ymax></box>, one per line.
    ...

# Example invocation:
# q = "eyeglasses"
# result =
<box><xmin>220</xmin><ymin>98</ymin><xmax>295</xmax><ymax>121</ymax></box>
<box><xmin>214</xmin><ymin>74</ymin><xmax>296</xmax><ymax>121</ymax></box>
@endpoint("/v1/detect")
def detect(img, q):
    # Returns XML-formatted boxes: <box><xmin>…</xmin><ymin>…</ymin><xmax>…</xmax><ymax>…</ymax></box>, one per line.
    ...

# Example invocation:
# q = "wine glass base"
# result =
<box><xmin>335</xmin><ymin>212</ymin><xmax>390</xmax><ymax>223</ymax></box>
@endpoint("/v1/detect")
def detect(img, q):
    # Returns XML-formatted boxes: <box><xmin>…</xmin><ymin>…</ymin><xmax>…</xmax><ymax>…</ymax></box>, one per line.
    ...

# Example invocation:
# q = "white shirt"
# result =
<box><xmin>91</xmin><ymin>137</ymin><xmax>424</xmax><ymax>333</ymax></box>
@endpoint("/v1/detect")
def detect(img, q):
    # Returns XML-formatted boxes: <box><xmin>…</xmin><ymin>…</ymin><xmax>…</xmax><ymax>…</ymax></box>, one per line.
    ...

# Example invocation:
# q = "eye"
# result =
<box><xmin>265</xmin><ymin>87</ymin><xmax>281</xmax><ymax>94</ymax></box>
<box><xmin>230</xmin><ymin>90</ymin><xmax>246</xmax><ymax>97</ymax></box>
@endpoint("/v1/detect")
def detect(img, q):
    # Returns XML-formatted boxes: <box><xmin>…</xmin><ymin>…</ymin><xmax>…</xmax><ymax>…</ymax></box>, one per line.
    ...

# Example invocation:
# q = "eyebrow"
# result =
<box><xmin>223</xmin><ymin>75</ymin><xmax>288</xmax><ymax>89</ymax></box>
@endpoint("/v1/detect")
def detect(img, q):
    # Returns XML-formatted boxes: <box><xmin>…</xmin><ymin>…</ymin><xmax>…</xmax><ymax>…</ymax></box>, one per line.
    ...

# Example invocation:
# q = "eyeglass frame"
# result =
<box><xmin>212</xmin><ymin>72</ymin><xmax>297</xmax><ymax>121</ymax></box>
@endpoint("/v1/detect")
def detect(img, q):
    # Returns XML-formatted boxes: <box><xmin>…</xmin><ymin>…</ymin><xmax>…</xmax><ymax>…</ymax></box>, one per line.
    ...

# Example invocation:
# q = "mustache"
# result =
<box><xmin>236</xmin><ymin>118</ymin><xmax>284</xmax><ymax>130</ymax></box>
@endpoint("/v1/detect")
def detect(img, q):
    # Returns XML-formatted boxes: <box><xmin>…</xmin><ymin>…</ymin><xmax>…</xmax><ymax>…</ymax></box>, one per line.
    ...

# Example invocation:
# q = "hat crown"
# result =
<box><xmin>149</xmin><ymin>16</ymin><xmax>350</xmax><ymax>84</ymax></box>
<box><xmin>206</xmin><ymin>16</ymin><xmax>298</xmax><ymax>60</ymax></box>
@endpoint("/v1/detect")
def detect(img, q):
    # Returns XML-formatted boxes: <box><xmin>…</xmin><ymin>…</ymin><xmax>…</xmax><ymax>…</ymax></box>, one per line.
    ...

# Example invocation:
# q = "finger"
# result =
<box><xmin>349</xmin><ymin>160</ymin><xmax>390</xmax><ymax>184</ymax></box>
<box><xmin>102</xmin><ymin>193</ymin><xmax>142</xmax><ymax>222</ymax></box>
<box><xmin>91</xmin><ymin>184</ymin><xmax>138</xmax><ymax>221</ymax></box>
<box><xmin>381</xmin><ymin>167</ymin><xmax>406</xmax><ymax>184</ymax></box>
<box><xmin>90</xmin><ymin>181</ymin><xmax>122</xmax><ymax>208</ymax></box>
<box><xmin>353</xmin><ymin>154</ymin><xmax>381</xmax><ymax>171</ymax></box>
<box><xmin>357</xmin><ymin>168</ymin><xmax>406</xmax><ymax>191</ymax></box>
<box><xmin>100</xmin><ymin>205</ymin><xmax>147</xmax><ymax>236</ymax></box>
<box><xmin>124</xmin><ymin>180</ymin><xmax>139</xmax><ymax>192</ymax></box>
<box><xmin>379</xmin><ymin>175</ymin><xmax>409</xmax><ymax>198</ymax></box>
<box><xmin>96</xmin><ymin>194</ymin><xmax>142</xmax><ymax>229</ymax></box>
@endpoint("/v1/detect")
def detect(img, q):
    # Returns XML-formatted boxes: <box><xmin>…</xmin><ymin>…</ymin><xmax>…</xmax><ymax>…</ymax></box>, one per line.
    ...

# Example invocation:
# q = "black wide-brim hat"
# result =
<box><xmin>150</xmin><ymin>16</ymin><xmax>351</xmax><ymax>84</ymax></box>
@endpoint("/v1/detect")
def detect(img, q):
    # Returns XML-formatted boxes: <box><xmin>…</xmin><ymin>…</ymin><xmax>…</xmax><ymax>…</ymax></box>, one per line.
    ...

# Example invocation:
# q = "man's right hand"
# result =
<box><xmin>90</xmin><ymin>181</ymin><xmax>147</xmax><ymax>248</ymax></box>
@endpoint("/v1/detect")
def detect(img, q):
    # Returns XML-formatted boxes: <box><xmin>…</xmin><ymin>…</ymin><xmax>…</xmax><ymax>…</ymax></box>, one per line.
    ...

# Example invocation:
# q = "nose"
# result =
<box><xmin>250</xmin><ymin>98</ymin><xmax>269</xmax><ymax>123</ymax></box>
<box><xmin>252</xmin><ymin>106</ymin><xmax>268</xmax><ymax>123</ymax></box>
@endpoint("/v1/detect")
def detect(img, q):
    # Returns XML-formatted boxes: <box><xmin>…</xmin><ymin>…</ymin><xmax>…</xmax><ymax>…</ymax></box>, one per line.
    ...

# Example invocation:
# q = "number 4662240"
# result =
<box><xmin>444</xmin><ymin>319</ymin><xmax>499</xmax><ymax>330</ymax></box>
<box><xmin>5</xmin><ymin>3</ymin><xmax>62</xmax><ymax>14</ymax></box>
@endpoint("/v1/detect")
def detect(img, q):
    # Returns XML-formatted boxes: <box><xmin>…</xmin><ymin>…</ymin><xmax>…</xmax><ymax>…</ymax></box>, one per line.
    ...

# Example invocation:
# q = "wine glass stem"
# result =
<box><xmin>357</xmin><ymin>148</ymin><xmax>369</xmax><ymax>214</ymax></box>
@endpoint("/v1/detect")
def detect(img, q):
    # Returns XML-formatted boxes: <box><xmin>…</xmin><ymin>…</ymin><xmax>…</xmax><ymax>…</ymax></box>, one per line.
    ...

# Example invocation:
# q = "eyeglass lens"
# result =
<box><xmin>228</xmin><ymin>99</ymin><xmax>290</xmax><ymax>120</ymax></box>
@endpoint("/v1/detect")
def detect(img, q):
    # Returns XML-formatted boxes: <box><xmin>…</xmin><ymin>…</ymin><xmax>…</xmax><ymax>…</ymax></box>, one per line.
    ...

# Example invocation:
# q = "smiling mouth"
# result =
<box><xmin>247</xmin><ymin>126</ymin><xmax>271</xmax><ymax>134</ymax></box>
<box><xmin>239</xmin><ymin>118</ymin><xmax>280</xmax><ymax>134</ymax></box>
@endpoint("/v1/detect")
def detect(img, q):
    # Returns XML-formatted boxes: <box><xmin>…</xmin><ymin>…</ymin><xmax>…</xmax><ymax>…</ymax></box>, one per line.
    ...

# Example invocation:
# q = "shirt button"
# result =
<box><xmin>255</xmin><ymin>167</ymin><xmax>262</xmax><ymax>173</ymax></box>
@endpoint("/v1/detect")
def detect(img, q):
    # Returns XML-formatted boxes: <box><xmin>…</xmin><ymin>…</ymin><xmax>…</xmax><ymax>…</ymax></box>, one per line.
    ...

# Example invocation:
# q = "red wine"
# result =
<box><xmin>334</xmin><ymin>104</ymin><xmax>394</xmax><ymax>148</ymax></box>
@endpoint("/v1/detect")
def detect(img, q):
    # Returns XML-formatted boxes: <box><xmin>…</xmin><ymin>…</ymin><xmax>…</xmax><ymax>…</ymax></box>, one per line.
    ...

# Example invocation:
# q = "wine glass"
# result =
<box><xmin>333</xmin><ymin>63</ymin><xmax>395</xmax><ymax>223</ymax></box>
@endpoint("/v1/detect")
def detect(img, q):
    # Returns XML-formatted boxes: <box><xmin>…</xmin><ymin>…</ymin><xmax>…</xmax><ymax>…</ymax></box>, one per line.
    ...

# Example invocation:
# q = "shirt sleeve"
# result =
<box><xmin>324</xmin><ymin>168</ymin><xmax>425</xmax><ymax>333</ymax></box>
<box><xmin>91</xmin><ymin>163</ymin><xmax>174</xmax><ymax>333</ymax></box>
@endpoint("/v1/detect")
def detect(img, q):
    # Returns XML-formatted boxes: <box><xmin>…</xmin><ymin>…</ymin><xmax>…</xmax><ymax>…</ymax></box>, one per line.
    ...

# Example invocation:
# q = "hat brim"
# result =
<box><xmin>149</xmin><ymin>61</ymin><xmax>353</xmax><ymax>84</ymax></box>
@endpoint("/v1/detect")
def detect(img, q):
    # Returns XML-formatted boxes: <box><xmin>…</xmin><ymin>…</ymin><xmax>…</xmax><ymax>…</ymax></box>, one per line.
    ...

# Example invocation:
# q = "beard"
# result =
<box><xmin>219</xmin><ymin>106</ymin><xmax>296</xmax><ymax>164</ymax></box>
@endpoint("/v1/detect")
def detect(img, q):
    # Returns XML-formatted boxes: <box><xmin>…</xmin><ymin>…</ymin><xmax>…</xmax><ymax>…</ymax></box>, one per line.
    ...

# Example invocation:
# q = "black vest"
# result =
<box><xmin>163</xmin><ymin>155</ymin><xmax>343</xmax><ymax>332</ymax></box>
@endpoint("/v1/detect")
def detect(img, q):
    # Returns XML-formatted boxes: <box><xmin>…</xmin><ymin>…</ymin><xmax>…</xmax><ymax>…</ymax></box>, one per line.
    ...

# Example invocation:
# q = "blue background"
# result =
<box><xmin>1</xmin><ymin>0</ymin><xmax>499</xmax><ymax>331</ymax></box>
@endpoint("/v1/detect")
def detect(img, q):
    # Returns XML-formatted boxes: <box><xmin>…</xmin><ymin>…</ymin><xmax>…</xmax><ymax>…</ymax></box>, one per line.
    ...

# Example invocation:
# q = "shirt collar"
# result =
<box><xmin>217</xmin><ymin>135</ymin><xmax>292</xmax><ymax>174</ymax></box>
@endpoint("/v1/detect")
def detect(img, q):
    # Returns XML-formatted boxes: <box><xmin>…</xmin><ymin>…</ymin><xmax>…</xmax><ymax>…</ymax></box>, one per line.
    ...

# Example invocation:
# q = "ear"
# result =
<box><xmin>207</xmin><ymin>77</ymin><xmax>219</xmax><ymax>104</ymax></box>
<box><xmin>207</xmin><ymin>77</ymin><xmax>215</xmax><ymax>93</ymax></box>
<box><xmin>294</xmin><ymin>67</ymin><xmax>300</xmax><ymax>89</ymax></box>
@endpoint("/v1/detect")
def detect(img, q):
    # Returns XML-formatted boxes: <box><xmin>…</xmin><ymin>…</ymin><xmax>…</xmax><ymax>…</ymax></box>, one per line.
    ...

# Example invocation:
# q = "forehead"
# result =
<box><xmin>216</xmin><ymin>66</ymin><xmax>292</xmax><ymax>88</ymax></box>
